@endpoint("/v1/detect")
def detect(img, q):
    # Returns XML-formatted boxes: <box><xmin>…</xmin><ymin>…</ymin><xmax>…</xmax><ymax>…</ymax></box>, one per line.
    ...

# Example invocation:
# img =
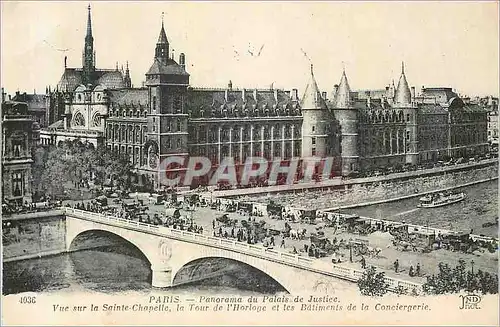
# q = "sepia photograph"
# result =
<box><xmin>1</xmin><ymin>1</ymin><xmax>499</xmax><ymax>325</ymax></box>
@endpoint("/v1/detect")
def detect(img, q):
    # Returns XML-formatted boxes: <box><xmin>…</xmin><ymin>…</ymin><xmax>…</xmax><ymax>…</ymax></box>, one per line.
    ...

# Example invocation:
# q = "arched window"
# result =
<box><xmin>73</xmin><ymin>112</ymin><xmax>85</xmax><ymax>127</ymax></box>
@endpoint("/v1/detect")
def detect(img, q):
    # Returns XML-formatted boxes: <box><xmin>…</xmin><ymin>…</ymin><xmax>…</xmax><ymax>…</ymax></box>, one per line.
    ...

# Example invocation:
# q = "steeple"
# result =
<box><xmin>82</xmin><ymin>4</ymin><xmax>95</xmax><ymax>84</ymax></box>
<box><xmin>86</xmin><ymin>4</ymin><xmax>92</xmax><ymax>39</ymax></box>
<box><xmin>301</xmin><ymin>64</ymin><xmax>327</xmax><ymax>110</ymax></box>
<box><xmin>334</xmin><ymin>68</ymin><xmax>351</xmax><ymax>109</ymax></box>
<box><xmin>394</xmin><ymin>61</ymin><xmax>411</xmax><ymax>106</ymax></box>
<box><xmin>154</xmin><ymin>13</ymin><xmax>169</xmax><ymax>64</ymax></box>
<box><xmin>124</xmin><ymin>61</ymin><xmax>131</xmax><ymax>87</ymax></box>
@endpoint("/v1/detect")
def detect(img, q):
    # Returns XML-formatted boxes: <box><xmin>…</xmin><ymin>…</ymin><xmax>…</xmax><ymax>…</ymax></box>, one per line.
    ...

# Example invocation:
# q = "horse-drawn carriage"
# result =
<box><xmin>309</xmin><ymin>234</ymin><xmax>335</xmax><ymax>258</ymax></box>
<box><xmin>216</xmin><ymin>214</ymin><xmax>237</xmax><ymax>227</ymax></box>
<box><xmin>344</xmin><ymin>215</ymin><xmax>374</xmax><ymax>235</ymax></box>
<box><xmin>390</xmin><ymin>224</ymin><xmax>433</xmax><ymax>253</ymax></box>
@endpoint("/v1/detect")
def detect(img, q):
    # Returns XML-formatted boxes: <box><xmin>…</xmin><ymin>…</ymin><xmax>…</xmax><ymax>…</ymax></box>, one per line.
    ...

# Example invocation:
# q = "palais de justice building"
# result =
<box><xmin>39</xmin><ymin>6</ymin><xmax>489</xmax><ymax>189</ymax></box>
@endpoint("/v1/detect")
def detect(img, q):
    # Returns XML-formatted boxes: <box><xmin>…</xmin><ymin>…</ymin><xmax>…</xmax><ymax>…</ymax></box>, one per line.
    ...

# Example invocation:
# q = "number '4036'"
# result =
<box><xmin>19</xmin><ymin>296</ymin><xmax>36</xmax><ymax>304</ymax></box>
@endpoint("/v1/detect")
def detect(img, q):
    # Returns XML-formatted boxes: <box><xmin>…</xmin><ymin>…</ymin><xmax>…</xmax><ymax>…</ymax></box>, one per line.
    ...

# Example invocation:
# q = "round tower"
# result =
<box><xmin>301</xmin><ymin>65</ymin><xmax>334</xmax><ymax>158</ymax></box>
<box><xmin>332</xmin><ymin>69</ymin><xmax>359</xmax><ymax>176</ymax></box>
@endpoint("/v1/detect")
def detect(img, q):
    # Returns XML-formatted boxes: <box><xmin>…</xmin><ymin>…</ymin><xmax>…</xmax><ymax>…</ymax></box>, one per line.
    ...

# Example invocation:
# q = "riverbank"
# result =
<box><xmin>326</xmin><ymin>176</ymin><xmax>498</xmax><ymax>211</ymax></box>
<box><xmin>236</xmin><ymin>164</ymin><xmax>498</xmax><ymax>210</ymax></box>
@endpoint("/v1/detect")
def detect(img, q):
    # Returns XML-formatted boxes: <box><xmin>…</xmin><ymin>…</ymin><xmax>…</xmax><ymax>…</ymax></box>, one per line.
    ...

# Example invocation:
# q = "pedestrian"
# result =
<box><xmin>280</xmin><ymin>239</ymin><xmax>285</xmax><ymax>248</ymax></box>
<box><xmin>394</xmin><ymin>259</ymin><xmax>399</xmax><ymax>273</ymax></box>
<box><xmin>409</xmin><ymin>266</ymin><xmax>414</xmax><ymax>277</ymax></box>
<box><xmin>360</xmin><ymin>256</ymin><xmax>366</xmax><ymax>269</ymax></box>
<box><xmin>212</xmin><ymin>220</ymin><xmax>215</xmax><ymax>229</ymax></box>
<box><xmin>231</xmin><ymin>228</ymin><xmax>235</xmax><ymax>238</ymax></box>
<box><xmin>416</xmin><ymin>263</ymin><xmax>421</xmax><ymax>276</ymax></box>
<box><xmin>219</xmin><ymin>227</ymin><xmax>222</xmax><ymax>237</ymax></box>
<box><xmin>270</xmin><ymin>236</ymin><xmax>275</xmax><ymax>246</ymax></box>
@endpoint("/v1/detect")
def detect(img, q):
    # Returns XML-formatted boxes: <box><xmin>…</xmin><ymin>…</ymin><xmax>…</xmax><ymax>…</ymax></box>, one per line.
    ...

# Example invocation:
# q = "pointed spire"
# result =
<box><xmin>334</xmin><ymin>68</ymin><xmax>351</xmax><ymax>109</ymax></box>
<box><xmin>301</xmin><ymin>64</ymin><xmax>327</xmax><ymax>110</ymax></box>
<box><xmin>86</xmin><ymin>4</ymin><xmax>92</xmax><ymax>38</ymax></box>
<box><xmin>157</xmin><ymin>12</ymin><xmax>168</xmax><ymax>44</ymax></box>
<box><xmin>394</xmin><ymin>61</ymin><xmax>411</xmax><ymax>105</ymax></box>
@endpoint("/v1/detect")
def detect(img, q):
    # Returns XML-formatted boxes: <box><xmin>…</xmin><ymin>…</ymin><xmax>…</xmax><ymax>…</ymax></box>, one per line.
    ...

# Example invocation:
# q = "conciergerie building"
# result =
<box><xmin>39</xmin><ymin>6</ymin><xmax>489</xmax><ymax>189</ymax></box>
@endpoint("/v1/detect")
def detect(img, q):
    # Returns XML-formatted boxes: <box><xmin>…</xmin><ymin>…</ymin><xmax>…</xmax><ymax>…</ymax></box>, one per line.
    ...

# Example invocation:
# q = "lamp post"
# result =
<box><xmin>349</xmin><ymin>239</ymin><xmax>353</xmax><ymax>263</ymax></box>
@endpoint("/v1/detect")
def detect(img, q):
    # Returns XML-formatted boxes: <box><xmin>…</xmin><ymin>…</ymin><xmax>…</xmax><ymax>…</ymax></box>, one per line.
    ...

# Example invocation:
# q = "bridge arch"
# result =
<box><xmin>171</xmin><ymin>256</ymin><xmax>289</xmax><ymax>293</ymax></box>
<box><xmin>67</xmin><ymin>229</ymin><xmax>153</xmax><ymax>265</ymax></box>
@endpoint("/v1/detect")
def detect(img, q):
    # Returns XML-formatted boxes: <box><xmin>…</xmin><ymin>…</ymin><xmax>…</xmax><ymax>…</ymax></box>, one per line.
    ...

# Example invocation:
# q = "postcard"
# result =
<box><xmin>1</xmin><ymin>1</ymin><xmax>498</xmax><ymax>326</ymax></box>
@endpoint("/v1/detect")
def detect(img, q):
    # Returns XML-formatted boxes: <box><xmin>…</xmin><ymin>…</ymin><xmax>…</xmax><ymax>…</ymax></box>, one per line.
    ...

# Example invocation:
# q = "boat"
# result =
<box><xmin>418</xmin><ymin>192</ymin><xmax>466</xmax><ymax>208</ymax></box>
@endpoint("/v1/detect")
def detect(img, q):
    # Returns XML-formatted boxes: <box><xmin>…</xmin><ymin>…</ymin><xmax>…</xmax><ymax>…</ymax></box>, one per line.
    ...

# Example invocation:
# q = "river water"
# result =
<box><xmin>343</xmin><ymin>180</ymin><xmax>498</xmax><ymax>237</ymax></box>
<box><xmin>2</xmin><ymin>244</ymin><xmax>287</xmax><ymax>296</ymax></box>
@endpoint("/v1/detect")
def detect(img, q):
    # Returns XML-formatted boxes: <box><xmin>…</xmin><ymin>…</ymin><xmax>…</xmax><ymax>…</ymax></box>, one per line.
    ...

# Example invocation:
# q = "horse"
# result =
<box><xmin>367</xmin><ymin>246</ymin><xmax>382</xmax><ymax>257</ymax></box>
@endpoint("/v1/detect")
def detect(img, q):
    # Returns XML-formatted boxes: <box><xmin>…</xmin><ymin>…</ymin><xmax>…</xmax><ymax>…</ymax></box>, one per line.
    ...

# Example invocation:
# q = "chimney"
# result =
<box><xmin>410</xmin><ymin>87</ymin><xmax>416</xmax><ymax>100</ymax></box>
<box><xmin>179</xmin><ymin>53</ymin><xmax>186</xmax><ymax>67</ymax></box>
<box><xmin>274</xmin><ymin>89</ymin><xmax>278</xmax><ymax>103</ymax></box>
<box><xmin>421</xmin><ymin>86</ymin><xmax>425</xmax><ymax>95</ymax></box>
<box><xmin>228</xmin><ymin>80</ymin><xmax>233</xmax><ymax>90</ymax></box>
<box><xmin>321</xmin><ymin>91</ymin><xmax>327</xmax><ymax>100</ymax></box>
<box><xmin>8</xmin><ymin>95</ymin><xmax>12</xmax><ymax>100</ymax></box>
<box><xmin>1</xmin><ymin>87</ymin><xmax>5</xmax><ymax>103</ymax></box>
<box><xmin>292</xmin><ymin>88</ymin><xmax>298</xmax><ymax>100</ymax></box>
<box><xmin>253</xmin><ymin>89</ymin><xmax>258</xmax><ymax>102</ymax></box>
<box><xmin>333</xmin><ymin>85</ymin><xmax>339</xmax><ymax>97</ymax></box>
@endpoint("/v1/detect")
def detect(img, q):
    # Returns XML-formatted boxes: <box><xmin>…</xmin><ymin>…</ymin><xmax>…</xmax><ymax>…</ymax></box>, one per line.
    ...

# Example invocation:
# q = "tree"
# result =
<box><xmin>423</xmin><ymin>260</ymin><xmax>498</xmax><ymax>295</ymax></box>
<box><xmin>357</xmin><ymin>266</ymin><xmax>390</xmax><ymax>296</ymax></box>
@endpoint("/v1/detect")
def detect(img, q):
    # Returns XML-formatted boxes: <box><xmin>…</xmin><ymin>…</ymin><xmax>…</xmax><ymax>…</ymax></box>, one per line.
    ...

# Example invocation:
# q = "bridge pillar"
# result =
<box><xmin>151</xmin><ymin>265</ymin><xmax>173</xmax><ymax>288</ymax></box>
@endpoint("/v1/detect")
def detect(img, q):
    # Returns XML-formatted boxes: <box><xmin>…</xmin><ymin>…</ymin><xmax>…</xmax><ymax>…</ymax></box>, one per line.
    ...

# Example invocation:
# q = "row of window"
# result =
<box><xmin>106</xmin><ymin>124</ymin><xmax>147</xmax><ymax>144</ymax></box>
<box><xmin>360</xmin><ymin>110</ymin><xmax>411</xmax><ymax>124</ymax></box>
<box><xmin>360</xmin><ymin>129</ymin><xmax>409</xmax><ymax>156</ymax></box>
<box><xmin>189</xmin><ymin>140</ymin><xmax>301</xmax><ymax>163</ymax></box>
<box><xmin>109</xmin><ymin>107</ymin><xmax>148</xmax><ymax>118</ymax></box>
<box><xmin>188</xmin><ymin>124</ymin><xmax>301</xmax><ymax>143</ymax></box>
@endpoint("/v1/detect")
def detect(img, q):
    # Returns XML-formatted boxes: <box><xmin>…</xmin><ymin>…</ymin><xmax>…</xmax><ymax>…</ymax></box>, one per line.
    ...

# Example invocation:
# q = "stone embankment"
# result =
<box><xmin>237</xmin><ymin>165</ymin><xmax>498</xmax><ymax>210</ymax></box>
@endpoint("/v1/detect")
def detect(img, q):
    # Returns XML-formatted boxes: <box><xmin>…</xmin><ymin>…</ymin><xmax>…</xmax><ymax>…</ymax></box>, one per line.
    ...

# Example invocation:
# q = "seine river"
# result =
<box><xmin>343</xmin><ymin>180</ymin><xmax>498</xmax><ymax>237</ymax></box>
<box><xmin>3</xmin><ymin>245</ymin><xmax>287</xmax><ymax>296</ymax></box>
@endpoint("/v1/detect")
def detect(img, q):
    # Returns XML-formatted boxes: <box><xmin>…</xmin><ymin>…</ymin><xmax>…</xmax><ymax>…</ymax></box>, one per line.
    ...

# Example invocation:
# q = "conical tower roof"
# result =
<box><xmin>158</xmin><ymin>19</ymin><xmax>168</xmax><ymax>44</ymax></box>
<box><xmin>301</xmin><ymin>64</ymin><xmax>328</xmax><ymax>110</ymax></box>
<box><xmin>334</xmin><ymin>69</ymin><xmax>351</xmax><ymax>108</ymax></box>
<box><xmin>394</xmin><ymin>62</ymin><xmax>411</xmax><ymax>105</ymax></box>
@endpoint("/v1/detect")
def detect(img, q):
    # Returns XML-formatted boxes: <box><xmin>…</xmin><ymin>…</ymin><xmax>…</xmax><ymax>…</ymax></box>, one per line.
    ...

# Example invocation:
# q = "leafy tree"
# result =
<box><xmin>357</xmin><ymin>266</ymin><xmax>390</xmax><ymax>296</ymax></box>
<box><xmin>423</xmin><ymin>260</ymin><xmax>498</xmax><ymax>295</ymax></box>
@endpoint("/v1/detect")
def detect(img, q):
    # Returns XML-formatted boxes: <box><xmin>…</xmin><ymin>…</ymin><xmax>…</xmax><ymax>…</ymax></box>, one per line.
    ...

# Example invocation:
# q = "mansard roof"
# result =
<box><xmin>186</xmin><ymin>87</ymin><xmax>300</xmax><ymax>118</ymax></box>
<box><xmin>146</xmin><ymin>58</ymin><xmax>189</xmax><ymax>76</ymax></box>
<box><xmin>108</xmin><ymin>88</ymin><xmax>149</xmax><ymax>107</ymax></box>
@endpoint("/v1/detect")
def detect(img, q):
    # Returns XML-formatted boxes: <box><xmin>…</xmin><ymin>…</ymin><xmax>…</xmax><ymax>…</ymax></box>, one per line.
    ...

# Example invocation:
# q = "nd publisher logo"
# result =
<box><xmin>459</xmin><ymin>294</ymin><xmax>482</xmax><ymax>310</ymax></box>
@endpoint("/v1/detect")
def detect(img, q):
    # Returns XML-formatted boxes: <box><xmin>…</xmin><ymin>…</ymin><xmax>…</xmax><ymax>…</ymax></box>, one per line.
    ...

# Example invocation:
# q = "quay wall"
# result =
<box><xmin>235</xmin><ymin>164</ymin><xmax>498</xmax><ymax>210</ymax></box>
<box><xmin>2</xmin><ymin>211</ymin><xmax>120</xmax><ymax>263</ymax></box>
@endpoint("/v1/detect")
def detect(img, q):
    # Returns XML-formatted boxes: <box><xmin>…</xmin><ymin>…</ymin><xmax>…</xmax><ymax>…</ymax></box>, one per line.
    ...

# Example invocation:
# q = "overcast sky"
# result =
<box><xmin>1</xmin><ymin>1</ymin><xmax>498</xmax><ymax>97</ymax></box>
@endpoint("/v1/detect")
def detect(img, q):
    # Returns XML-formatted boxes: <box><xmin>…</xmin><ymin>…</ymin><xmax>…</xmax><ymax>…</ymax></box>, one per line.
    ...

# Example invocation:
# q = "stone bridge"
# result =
<box><xmin>64</xmin><ymin>208</ymin><xmax>421</xmax><ymax>294</ymax></box>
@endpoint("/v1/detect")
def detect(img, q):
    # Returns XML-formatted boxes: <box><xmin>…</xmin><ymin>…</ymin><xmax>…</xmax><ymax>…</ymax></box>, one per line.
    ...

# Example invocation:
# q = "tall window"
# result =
<box><xmin>177</xmin><ymin>120</ymin><xmax>182</xmax><ymax>132</ymax></box>
<box><xmin>12</xmin><ymin>172</ymin><xmax>23</xmax><ymax>197</ymax></box>
<box><xmin>153</xmin><ymin>96</ymin><xmax>157</xmax><ymax>111</ymax></box>
<box><xmin>312</xmin><ymin>137</ymin><xmax>316</xmax><ymax>145</ymax></box>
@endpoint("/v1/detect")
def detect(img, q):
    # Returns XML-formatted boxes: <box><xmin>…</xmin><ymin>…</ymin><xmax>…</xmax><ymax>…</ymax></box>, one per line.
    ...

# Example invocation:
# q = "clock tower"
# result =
<box><xmin>144</xmin><ymin>18</ymin><xmax>190</xmax><ymax>189</ymax></box>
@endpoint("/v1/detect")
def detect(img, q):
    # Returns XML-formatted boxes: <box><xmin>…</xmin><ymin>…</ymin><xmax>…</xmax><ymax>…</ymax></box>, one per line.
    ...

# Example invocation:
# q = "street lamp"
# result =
<box><xmin>471</xmin><ymin>260</ymin><xmax>475</xmax><ymax>276</ymax></box>
<box><xmin>349</xmin><ymin>239</ymin><xmax>353</xmax><ymax>263</ymax></box>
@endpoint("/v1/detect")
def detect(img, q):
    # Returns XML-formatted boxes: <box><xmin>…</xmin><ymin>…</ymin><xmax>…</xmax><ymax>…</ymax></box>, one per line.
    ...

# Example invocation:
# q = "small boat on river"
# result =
<box><xmin>418</xmin><ymin>192</ymin><xmax>466</xmax><ymax>208</ymax></box>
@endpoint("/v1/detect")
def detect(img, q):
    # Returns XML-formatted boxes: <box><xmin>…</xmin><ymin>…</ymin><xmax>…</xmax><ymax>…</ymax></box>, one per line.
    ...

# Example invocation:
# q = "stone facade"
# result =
<box><xmin>1</xmin><ymin>94</ymin><xmax>38</xmax><ymax>204</ymax></box>
<box><xmin>38</xmin><ymin>6</ymin><xmax>490</xmax><ymax>189</ymax></box>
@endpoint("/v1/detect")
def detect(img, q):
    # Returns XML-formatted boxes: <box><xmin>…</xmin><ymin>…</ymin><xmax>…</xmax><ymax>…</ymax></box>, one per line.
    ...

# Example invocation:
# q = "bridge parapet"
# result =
<box><xmin>62</xmin><ymin>207</ymin><xmax>422</xmax><ymax>294</ymax></box>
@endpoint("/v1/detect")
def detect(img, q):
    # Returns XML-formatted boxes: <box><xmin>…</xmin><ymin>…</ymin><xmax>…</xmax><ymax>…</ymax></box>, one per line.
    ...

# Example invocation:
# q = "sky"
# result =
<box><xmin>1</xmin><ymin>1</ymin><xmax>499</xmax><ymax>97</ymax></box>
